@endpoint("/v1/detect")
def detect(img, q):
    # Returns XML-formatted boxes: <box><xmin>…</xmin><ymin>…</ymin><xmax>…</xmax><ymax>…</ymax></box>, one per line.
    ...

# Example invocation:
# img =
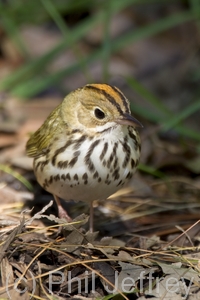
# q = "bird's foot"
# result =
<box><xmin>57</xmin><ymin>204</ymin><xmax>72</xmax><ymax>222</ymax></box>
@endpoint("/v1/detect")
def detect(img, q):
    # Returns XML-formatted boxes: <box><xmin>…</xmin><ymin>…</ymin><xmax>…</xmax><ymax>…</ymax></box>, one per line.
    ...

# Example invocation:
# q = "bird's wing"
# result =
<box><xmin>26</xmin><ymin>104</ymin><xmax>61</xmax><ymax>158</ymax></box>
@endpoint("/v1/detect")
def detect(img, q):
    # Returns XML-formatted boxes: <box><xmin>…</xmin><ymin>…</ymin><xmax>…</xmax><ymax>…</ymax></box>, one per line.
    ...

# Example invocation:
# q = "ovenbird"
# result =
<box><xmin>26</xmin><ymin>84</ymin><xmax>142</xmax><ymax>231</ymax></box>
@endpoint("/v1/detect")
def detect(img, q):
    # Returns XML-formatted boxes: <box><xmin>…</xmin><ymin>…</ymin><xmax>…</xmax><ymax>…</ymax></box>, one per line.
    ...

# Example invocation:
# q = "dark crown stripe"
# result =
<box><xmin>110</xmin><ymin>85</ymin><xmax>130</xmax><ymax>114</ymax></box>
<box><xmin>85</xmin><ymin>85</ymin><xmax>123</xmax><ymax>114</ymax></box>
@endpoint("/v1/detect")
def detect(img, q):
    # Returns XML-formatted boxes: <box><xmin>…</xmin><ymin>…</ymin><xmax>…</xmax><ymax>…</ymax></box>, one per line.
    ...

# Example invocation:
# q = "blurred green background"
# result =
<box><xmin>0</xmin><ymin>0</ymin><xmax>200</xmax><ymax>147</ymax></box>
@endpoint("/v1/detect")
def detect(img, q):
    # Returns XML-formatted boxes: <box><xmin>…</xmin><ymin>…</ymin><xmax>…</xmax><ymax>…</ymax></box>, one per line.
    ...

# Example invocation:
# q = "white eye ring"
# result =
<box><xmin>94</xmin><ymin>108</ymin><xmax>105</xmax><ymax>120</ymax></box>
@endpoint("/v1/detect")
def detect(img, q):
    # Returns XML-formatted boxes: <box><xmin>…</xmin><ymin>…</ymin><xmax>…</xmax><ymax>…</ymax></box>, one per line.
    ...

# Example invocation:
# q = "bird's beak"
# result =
<box><xmin>116</xmin><ymin>113</ymin><xmax>143</xmax><ymax>128</ymax></box>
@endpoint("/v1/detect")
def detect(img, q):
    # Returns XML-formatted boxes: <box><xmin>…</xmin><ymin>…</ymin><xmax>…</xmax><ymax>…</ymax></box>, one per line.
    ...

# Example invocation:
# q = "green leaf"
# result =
<box><xmin>10</xmin><ymin>10</ymin><xmax>196</xmax><ymax>98</ymax></box>
<box><xmin>0</xmin><ymin>164</ymin><xmax>33</xmax><ymax>191</ymax></box>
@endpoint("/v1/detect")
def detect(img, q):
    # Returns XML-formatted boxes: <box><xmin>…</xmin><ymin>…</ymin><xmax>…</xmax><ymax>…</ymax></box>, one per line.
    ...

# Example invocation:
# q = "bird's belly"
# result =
<box><xmin>40</xmin><ymin>178</ymin><xmax>121</xmax><ymax>203</ymax></box>
<box><xmin>33</xmin><ymin>133</ymin><xmax>140</xmax><ymax>203</ymax></box>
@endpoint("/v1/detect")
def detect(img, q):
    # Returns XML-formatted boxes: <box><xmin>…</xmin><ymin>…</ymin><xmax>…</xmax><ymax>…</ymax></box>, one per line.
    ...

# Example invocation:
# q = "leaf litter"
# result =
<box><xmin>0</xmin><ymin>197</ymin><xmax>199</xmax><ymax>299</ymax></box>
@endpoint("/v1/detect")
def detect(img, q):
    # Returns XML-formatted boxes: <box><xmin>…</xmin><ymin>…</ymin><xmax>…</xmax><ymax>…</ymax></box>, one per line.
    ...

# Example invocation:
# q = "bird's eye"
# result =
<box><xmin>94</xmin><ymin>108</ymin><xmax>105</xmax><ymax>120</ymax></box>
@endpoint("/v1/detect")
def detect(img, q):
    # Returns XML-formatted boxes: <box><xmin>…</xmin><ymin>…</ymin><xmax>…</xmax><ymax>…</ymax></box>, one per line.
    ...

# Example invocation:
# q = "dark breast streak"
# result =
<box><xmin>51</xmin><ymin>134</ymin><xmax>87</xmax><ymax>167</ymax></box>
<box><xmin>51</xmin><ymin>139</ymin><xmax>75</xmax><ymax>166</ymax></box>
<box><xmin>120</xmin><ymin>136</ymin><xmax>131</xmax><ymax>168</ymax></box>
<box><xmin>84</xmin><ymin>139</ymin><xmax>101</xmax><ymax>172</ymax></box>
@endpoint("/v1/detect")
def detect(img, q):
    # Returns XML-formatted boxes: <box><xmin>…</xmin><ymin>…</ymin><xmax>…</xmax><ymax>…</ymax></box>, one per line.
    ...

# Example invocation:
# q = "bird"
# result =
<box><xmin>26</xmin><ymin>83</ymin><xmax>142</xmax><ymax>232</ymax></box>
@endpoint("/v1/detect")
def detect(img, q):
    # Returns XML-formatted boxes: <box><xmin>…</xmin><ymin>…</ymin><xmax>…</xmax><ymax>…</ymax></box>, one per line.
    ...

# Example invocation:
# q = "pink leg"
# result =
<box><xmin>54</xmin><ymin>194</ymin><xmax>72</xmax><ymax>222</ymax></box>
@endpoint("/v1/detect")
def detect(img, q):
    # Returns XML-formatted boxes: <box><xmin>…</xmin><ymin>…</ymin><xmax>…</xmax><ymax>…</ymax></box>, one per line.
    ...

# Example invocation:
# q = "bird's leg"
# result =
<box><xmin>89</xmin><ymin>201</ymin><xmax>94</xmax><ymax>233</ymax></box>
<box><xmin>54</xmin><ymin>194</ymin><xmax>72</xmax><ymax>222</ymax></box>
